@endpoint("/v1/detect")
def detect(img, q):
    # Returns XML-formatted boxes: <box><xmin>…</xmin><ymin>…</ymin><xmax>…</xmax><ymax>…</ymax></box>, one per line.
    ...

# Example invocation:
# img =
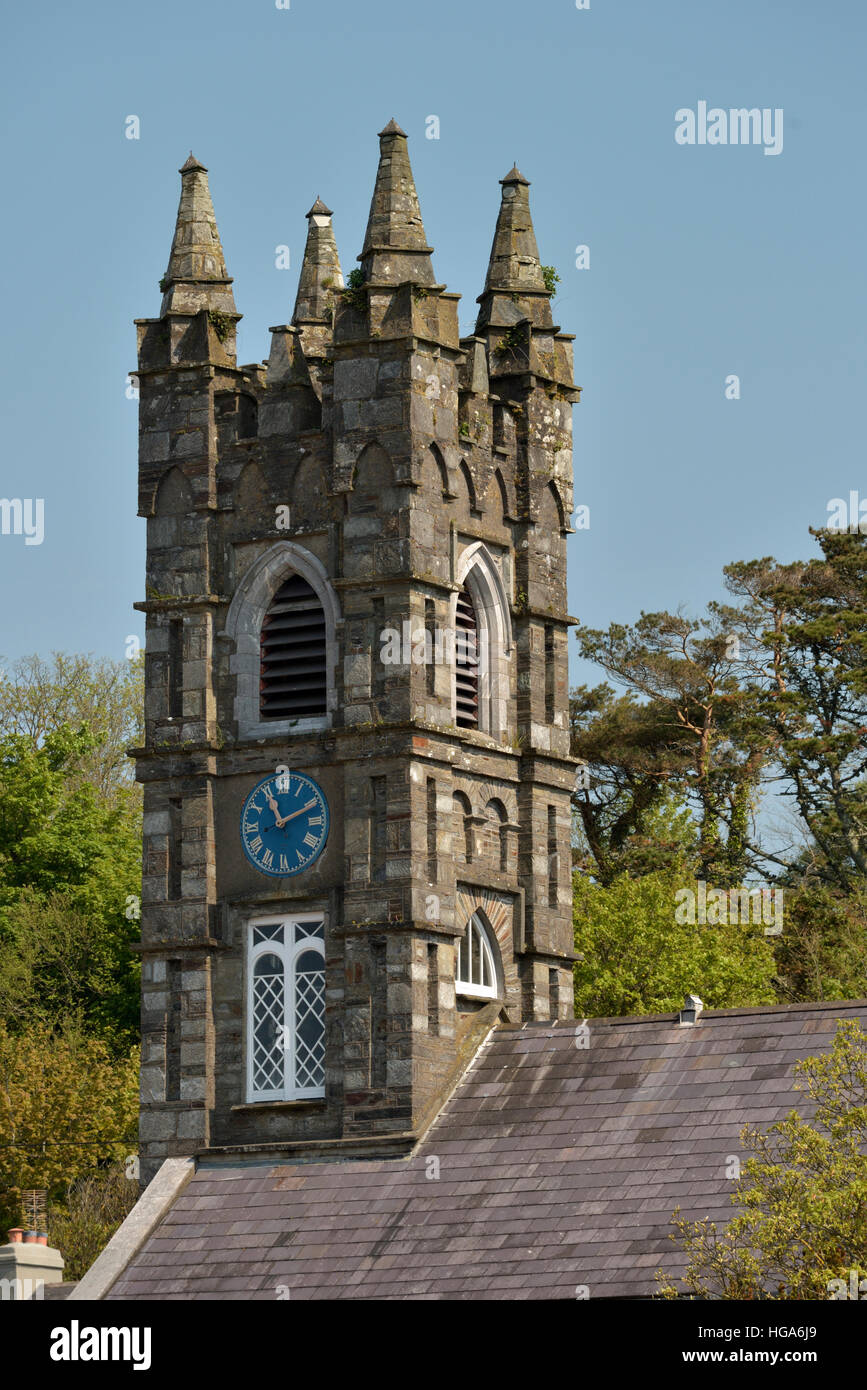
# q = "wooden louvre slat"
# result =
<box><xmin>455</xmin><ymin>588</ymin><xmax>479</xmax><ymax>729</ymax></box>
<box><xmin>260</xmin><ymin>575</ymin><xmax>327</xmax><ymax>718</ymax></box>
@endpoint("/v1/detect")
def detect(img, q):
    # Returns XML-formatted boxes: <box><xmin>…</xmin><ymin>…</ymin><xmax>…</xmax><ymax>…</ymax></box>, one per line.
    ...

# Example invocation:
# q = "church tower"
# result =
<box><xmin>133</xmin><ymin>125</ymin><xmax>579</xmax><ymax>1182</ymax></box>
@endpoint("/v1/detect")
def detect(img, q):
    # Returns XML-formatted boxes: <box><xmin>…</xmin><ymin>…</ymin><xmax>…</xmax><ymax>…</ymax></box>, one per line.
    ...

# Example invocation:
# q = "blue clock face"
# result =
<box><xmin>240</xmin><ymin>772</ymin><xmax>329</xmax><ymax>877</ymax></box>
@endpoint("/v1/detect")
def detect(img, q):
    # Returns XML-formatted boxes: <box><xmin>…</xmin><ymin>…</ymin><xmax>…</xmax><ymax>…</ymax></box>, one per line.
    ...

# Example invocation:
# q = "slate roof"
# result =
<box><xmin>106</xmin><ymin>1000</ymin><xmax>867</xmax><ymax>1301</ymax></box>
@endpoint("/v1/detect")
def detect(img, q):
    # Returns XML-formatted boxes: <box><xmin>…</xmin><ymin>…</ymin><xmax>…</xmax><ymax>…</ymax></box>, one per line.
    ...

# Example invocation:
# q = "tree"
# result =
<box><xmin>771</xmin><ymin>883</ymin><xmax>867</xmax><ymax>1005</ymax></box>
<box><xmin>572</xmin><ymin>868</ymin><xmax>777</xmax><ymax>1019</ymax></box>
<box><xmin>717</xmin><ymin>530</ymin><xmax>867</xmax><ymax>892</ymax></box>
<box><xmin>657</xmin><ymin>1019</ymin><xmax>867</xmax><ymax>1299</ymax></box>
<box><xmin>0</xmin><ymin>651</ymin><xmax>144</xmax><ymax>809</ymax></box>
<box><xmin>574</xmin><ymin>611</ymin><xmax>766</xmax><ymax>885</ymax></box>
<box><xmin>0</xmin><ymin>1021</ymin><xmax>138</xmax><ymax>1233</ymax></box>
<box><xmin>0</xmin><ymin>727</ymin><xmax>141</xmax><ymax>1046</ymax></box>
<box><xmin>570</xmin><ymin>684</ymin><xmax>698</xmax><ymax>883</ymax></box>
<box><xmin>48</xmin><ymin>1163</ymin><xmax>139</xmax><ymax>1283</ymax></box>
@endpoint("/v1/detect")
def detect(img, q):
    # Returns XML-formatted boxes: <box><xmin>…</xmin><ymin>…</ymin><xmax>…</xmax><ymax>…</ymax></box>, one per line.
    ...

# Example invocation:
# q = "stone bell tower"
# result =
<box><xmin>132</xmin><ymin>124</ymin><xmax>579</xmax><ymax>1182</ymax></box>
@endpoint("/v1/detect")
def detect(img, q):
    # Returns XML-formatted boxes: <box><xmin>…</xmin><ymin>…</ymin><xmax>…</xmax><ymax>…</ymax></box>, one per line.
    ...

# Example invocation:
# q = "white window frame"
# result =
<box><xmin>455</xmin><ymin>911</ymin><xmax>499</xmax><ymax>1000</ymax></box>
<box><xmin>246</xmin><ymin>913</ymin><xmax>326</xmax><ymax>1102</ymax></box>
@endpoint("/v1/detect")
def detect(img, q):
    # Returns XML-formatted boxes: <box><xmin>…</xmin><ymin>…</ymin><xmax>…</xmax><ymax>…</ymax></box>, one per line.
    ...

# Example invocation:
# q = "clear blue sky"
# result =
<box><xmin>2</xmin><ymin>0</ymin><xmax>865</xmax><ymax>681</ymax></box>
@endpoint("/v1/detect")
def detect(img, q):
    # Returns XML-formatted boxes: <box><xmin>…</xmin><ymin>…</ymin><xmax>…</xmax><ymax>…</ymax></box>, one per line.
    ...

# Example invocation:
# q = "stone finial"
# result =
<box><xmin>293</xmin><ymin>196</ymin><xmax>344</xmax><ymax>336</ymax></box>
<box><xmin>359</xmin><ymin>120</ymin><xmax>435</xmax><ymax>286</ymax></box>
<box><xmin>160</xmin><ymin>155</ymin><xmax>237</xmax><ymax>318</ymax></box>
<box><xmin>474</xmin><ymin>166</ymin><xmax>552</xmax><ymax>333</ymax></box>
<box><xmin>482</xmin><ymin>166</ymin><xmax>546</xmax><ymax>294</ymax></box>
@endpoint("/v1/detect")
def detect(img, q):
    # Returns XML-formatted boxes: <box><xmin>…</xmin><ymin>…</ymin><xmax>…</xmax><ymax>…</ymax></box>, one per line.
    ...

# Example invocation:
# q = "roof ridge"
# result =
<box><xmin>495</xmin><ymin>999</ymin><xmax>867</xmax><ymax>1032</ymax></box>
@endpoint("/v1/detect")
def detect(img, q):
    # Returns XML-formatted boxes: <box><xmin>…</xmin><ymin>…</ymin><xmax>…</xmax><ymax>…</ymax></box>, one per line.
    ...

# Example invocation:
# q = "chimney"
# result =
<box><xmin>679</xmin><ymin>993</ymin><xmax>704</xmax><ymax>1025</ymax></box>
<box><xmin>0</xmin><ymin>1234</ymin><xmax>64</xmax><ymax>1299</ymax></box>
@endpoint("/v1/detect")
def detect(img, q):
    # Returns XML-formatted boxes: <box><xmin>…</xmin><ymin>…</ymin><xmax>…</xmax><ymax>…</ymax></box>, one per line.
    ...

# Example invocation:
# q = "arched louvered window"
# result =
<box><xmin>247</xmin><ymin>917</ymin><xmax>325</xmax><ymax>1101</ymax></box>
<box><xmin>259</xmin><ymin>574</ymin><xmax>327</xmax><ymax>720</ymax></box>
<box><xmin>455</xmin><ymin>912</ymin><xmax>498</xmax><ymax>1000</ymax></box>
<box><xmin>454</xmin><ymin>585</ymin><xmax>480</xmax><ymax>729</ymax></box>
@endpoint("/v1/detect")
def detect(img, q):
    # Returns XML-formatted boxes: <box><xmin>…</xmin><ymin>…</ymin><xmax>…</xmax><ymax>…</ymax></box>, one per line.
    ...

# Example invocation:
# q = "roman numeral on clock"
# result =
<box><xmin>261</xmin><ymin>849</ymin><xmax>274</xmax><ymax>869</ymax></box>
<box><xmin>303</xmin><ymin>832</ymin><xmax>318</xmax><ymax>848</ymax></box>
<box><xmin>308</xmin><ymin>815</ymin><xmax>323</xmax><ymax>826</ymax></box>
<box><xmin>279</xmin><ymin>854</ymin><xmax>289</xmax><ymax>873</ymax></box>
<box><xmin>249</xmin><ymin>835</ymin><xmax>263</xmax><ymax>853</ymax></box>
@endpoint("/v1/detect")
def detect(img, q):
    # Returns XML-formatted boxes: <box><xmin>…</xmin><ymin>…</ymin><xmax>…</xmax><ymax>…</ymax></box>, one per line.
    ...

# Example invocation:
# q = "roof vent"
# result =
<box><xmin>679</xmin><ymin>993</ymin><xmax>704</xmax><ymax>1026</ymax></box>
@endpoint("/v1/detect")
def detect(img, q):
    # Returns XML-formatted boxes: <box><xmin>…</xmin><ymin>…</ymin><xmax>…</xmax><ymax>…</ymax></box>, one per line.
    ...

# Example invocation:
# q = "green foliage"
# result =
<box><xmin>494</xmin><ymin>324</ymin><xmax>526</xmax><ymax>359</ymax></box>
<box><xmin>541</xmin><ymin>264</ymin><xmax>561</xmax><ymax>295</ymax></box>
<box><xmin>0</xmin><ymin>1021</ymin><xmax>138</xmax><ymax>1232</ymax></box>
<box><xmin>719</xmin><ymin>532</ymin><xmax>867</xmax><ymax>891</ymax></box>
<box><xmin>0</xmin><ymin>651</ymin><xmax>143</xmax><ymax>807</ymax></box>
<box><xmin>772</xmin><ymin>883</ymin><xmax>867</xmax><ymax>1004</ymax></box>
<box><xmin>0</xmin><ymin>653</ymin><xmax>143</xmax><ymax>1265</ymax></box>
<box><xmin>341</xmin><ymin>267</ymin><xmax>367</xmax><ymax>312</ymax></box>
<box><xmin>0</xmin><ymin>728</ymin><xmax>141</xmax><ymax>1047</ymax></box>
<box><xmin>207</xmin><ymin>309</ymin><xmax>234</xmax><ymax>343</ymax></box>
<box><xmin>48</xmin><ymin>1162</ymin><xmax>139</xmax><ymax>1283</ymax></box>
<box><xmin>574</xmin><ymin>529</ymin><xmax>867</xmax><ymax>894</ymax></box>
<box><xmin>574</xmin><ymin>611</ymin><xmax>762</xmax><ymax>884</ymax></box>
<box><xmin>657</xmin><ymin>1019</ymin><xmax>867</xmax><ymax>1299</ymax></box>
<box><xmin>0</xmin><ymin>655</ymin><xmax>143</xmax><ymax>1048</ymax></box>
<box><xmin>572</xmin><ymin>868</ymin><xmax>777</xmax><ymax>1018</ymax></box>
<box><xmin>571</xmin><ymin>683</ymin><xmax>700</xmax><ymax>883</ymax></box>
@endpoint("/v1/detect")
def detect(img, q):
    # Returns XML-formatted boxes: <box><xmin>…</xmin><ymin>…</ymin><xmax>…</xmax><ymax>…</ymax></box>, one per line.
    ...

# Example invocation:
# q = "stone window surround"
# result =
<box><xmin>223</xmin><ymin>540</ymin><xmax>342</xmax><ymax>741</ymax></box>
<box><xmin>450</xmin><ymin>540</ymin><xmax>513</xmax><ymax>741</ymax></box>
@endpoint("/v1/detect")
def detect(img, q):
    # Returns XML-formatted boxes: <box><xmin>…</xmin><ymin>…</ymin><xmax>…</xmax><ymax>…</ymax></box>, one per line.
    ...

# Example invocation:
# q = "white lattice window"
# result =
<box><xmin>455</xmin><ymin>912</ymin><xmax>498</xmax><ymax>1000</ymax></box>
<box><xmin>247</xmin><ymin>916</ymin><xmax>326</xmax><ymax>1101</ymax></box>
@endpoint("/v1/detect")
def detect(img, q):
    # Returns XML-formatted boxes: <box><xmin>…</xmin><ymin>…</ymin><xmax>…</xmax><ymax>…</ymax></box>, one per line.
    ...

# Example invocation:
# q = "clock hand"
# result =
<box><xmin>279</xmin><ymin>798</ymin><xmax>317</xmax><ymax>826</ymax></box>
<box><xmin>264</xmin><ymin>789</ymin><xmax>290</xmax><ymax>829</ymax></box>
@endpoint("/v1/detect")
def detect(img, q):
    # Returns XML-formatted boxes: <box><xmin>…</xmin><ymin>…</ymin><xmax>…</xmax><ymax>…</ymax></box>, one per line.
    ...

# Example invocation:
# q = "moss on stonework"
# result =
<box><xmin>208</xmin><ymin>310</ymin><xmax>234</xmax><ymax>343</ymax></box>
<box><xmin>146</xmin><ymin>585</ymin><xmax>184</xmax><ymax>602</ymax></box>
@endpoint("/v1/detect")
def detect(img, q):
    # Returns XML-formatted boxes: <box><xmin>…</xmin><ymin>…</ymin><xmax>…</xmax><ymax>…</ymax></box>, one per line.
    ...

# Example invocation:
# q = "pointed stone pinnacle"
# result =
<box><xmin>474</xmin><ymin>167</ymin><xmax>551</xmax><ymax>333</ymax></box>
<box><xmin>161</xmin><ymin>157</ymin><xmax>236</xmax><ymax>318</ymax></box>
<box><xmin>294</xmin><ymin>197</ymin><xmax>343</xmax><ymax>328</ymax></box>
<box><xmin>360</xmin><ymin>121</ymin><xmax>435</xmax><ymax>285</ymax></box>
<box><xmin>482</xmin><ymin>168</ymin><xmax>545</xmax><ymax>294</ymax></box>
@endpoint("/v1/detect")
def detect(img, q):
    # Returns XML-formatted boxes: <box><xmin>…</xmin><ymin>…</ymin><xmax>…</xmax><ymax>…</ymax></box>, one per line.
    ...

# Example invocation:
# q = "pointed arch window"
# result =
<box><xmin>259</xmin><ymin>574</ymin><xmax>327</xmax><ymax>720</ymax></box>
<box><xmin>455</xmin><ymin>912</ymin><xmax>498</xmax><ymax>1000</ymax></box>
<box><xmin>453</xmin><ymin>543</ymin><xmax>513</xmax><ymax>741</ymax></box>
<box><xmin>247</xmin><ymin>917</ymin><xmax>325</xmax><ymax>1101</ymax></box>
<box><xmin>454</xmin><ymin>585</ymin><xmax>480</xmax><ymax>729</ymax></box>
